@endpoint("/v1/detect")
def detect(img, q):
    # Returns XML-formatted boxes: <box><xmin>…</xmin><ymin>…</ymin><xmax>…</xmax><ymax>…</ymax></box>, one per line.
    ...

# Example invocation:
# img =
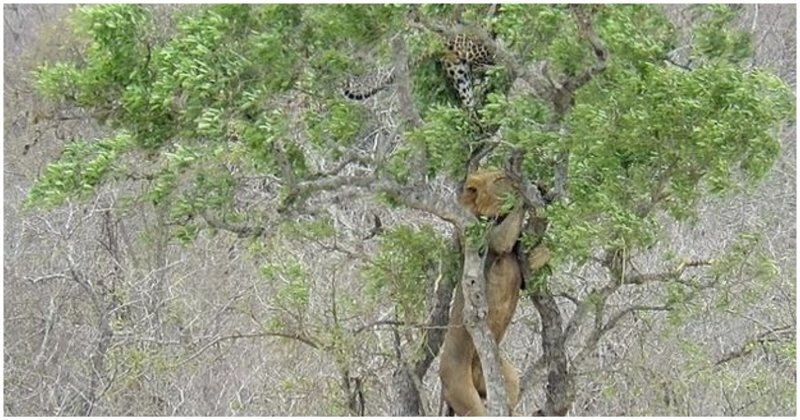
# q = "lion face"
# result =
<box><xmin>460</xmin><ymin>170</ymin><xmax>516</xmax><ymax>218</ymax></box>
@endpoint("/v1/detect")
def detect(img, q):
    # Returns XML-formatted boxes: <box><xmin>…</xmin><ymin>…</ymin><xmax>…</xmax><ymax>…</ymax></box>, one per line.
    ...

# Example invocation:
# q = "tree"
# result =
<box><xmin>24</xmin><ymin>4</ymin><xmax>793</xmax><ymax>415</ymax></box>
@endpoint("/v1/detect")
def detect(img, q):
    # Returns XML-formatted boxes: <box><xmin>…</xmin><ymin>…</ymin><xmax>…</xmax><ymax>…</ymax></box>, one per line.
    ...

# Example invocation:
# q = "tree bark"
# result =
<box><xmin>529</xmin><ymin>285</ymin><xmax>572</xmax><ymax>416</ymax></box>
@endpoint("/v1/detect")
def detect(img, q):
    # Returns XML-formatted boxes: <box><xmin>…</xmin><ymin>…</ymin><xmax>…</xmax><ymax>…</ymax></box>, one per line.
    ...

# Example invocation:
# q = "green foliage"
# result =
<box><xmin>304</xmin><ymin>99</ymin><xmax>367</xmax><ymax>154</ymax></box>
<box><xmin>26</xmin><ymin>131</ymin><xmax>134</xmax><ymax>208</ymax></box>
<box><xmin>709</xmin><ymin>232</ymin><xmax>763</xmax><ymax>279</ymax></box>
<box><xmin>494</xmin><ymin>5</ymin><xmax>574</xmax><ymax>65</ymax></box>
<box><xmin>464</xmin><ymin>218</ymin><xmax>492</xmax><ymax>252</ymax></box>
<box><xmin>405</xmin><ymin>104</ymin><xmax>475</xmax><ymax>177</ymax></box>
<box><xmin>363</xmin><ymin>225</ymin><xmax>457</xmax><ymax>320</ymax></box>
<box><xmin>28</xmin><ymin>4</ymin><xmax>794</xmax><ymax>291</ymax></box>
<box><xmin>174</xmin><ymin>224</ymin><xmax>200</xmax><ymax>244</ymax></box>
<box><xmin>524</xmin><ymin>265</ymin><xmax>552</xmax><ymax>294</ymax></box>
<box><xmin>411</xmin><ymin>55</ymin><xmax>463</xmax><ymax>114</ymax></box>
<box><xmin>598</xmin><ymin>6</ymin><xmax>677</xmax><ymax>67</ymax></box>
<box><xmin>305</xmin><ymin>5</ymin><xmax>405</xmax><ymax>47</ymax></box>
<box><xmin>691</xmin><ymin>5</ymin><xmax>753</xmax><ymax>63</ymax></box>
<box><xmin>35</xmin><ymin>5</ymin><xmax>153</xmax><ymax>106</ymax></box>
<box><xmin>551</xmin><ymin>49</ymin><xmax>792</xmax><ymax>264</ymax></box>
<box><xmin>708</xmin><ymin>232</ymin><xmax>782</xmax><ymax>309</ymax></box>
<box><xmin>107</xmin><ymin>344</ymin><xmax>176</xmax><ymax>388</ymax></box>
<box><xmin>34</xmin><ymin>62</ymin><xmax>82</xmax><ymax>101</ymax></box>
<box><xmin>384</xmin><ymin>146</ymin><xmax>415</xmax><ymax>183</ymax></box>
<box><xmin>261</xmin><ymin>258</ymin><xmax>311</xmax><ymax>311</ymax></box>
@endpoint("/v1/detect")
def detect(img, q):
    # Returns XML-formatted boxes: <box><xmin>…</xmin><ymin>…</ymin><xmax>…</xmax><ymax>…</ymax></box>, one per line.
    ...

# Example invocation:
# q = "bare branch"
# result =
<box><xmin>555</xmin><ymin>292</ymin><xmax>580</xmax><ymax>306</ymax></box>
<box><xmin>602</xmin><ymin>304</ymin><xmax>672</xmax><ymax>334</ymax></box>
<box><xmin>715</xmin><ymin>325</ymin><xmax>795</xmax><ymax>366</ymax></box>
<box><xmin>201</xmin><ymin>211</ymin><xmax>265</xmax><ymax>238</ymax></box>
<box><xmin>624</xmin><ymin>258</ymin><xmax>713</xmax><ymax>285</ymax></box>
<box><xmin>570</xmin><ymin>253</ymin><xmax>715</xmax><ymax>371</ymax></box>
<box><xmin>309</xmin><ymin>149</ymin><xmax>373</xmax><ymax>179</ymax></box>
<box><xmin>25</xmin><ymin>273</ymin><xmax>67</xmax><ymax>284</ymax></box>
<box><xmin>466</xmin><ymin>137</ymin><xmax>499</xmax><ymax>175</ymax></box>
<box><xmin>174</xmin><ymin>330</ymin><xmax>320</xmax><ymax>369</ymax></box>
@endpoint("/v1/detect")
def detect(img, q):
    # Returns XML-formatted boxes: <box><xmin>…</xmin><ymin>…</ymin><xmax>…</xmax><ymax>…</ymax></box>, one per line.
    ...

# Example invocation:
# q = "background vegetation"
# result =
<box><xmin>4</xmin><ymin>4</ymin><xmax>796</xmax><ymax>416</ymax></box>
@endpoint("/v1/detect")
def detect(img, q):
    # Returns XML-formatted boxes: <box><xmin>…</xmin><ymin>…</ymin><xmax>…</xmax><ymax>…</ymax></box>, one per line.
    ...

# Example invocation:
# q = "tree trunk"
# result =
<box><xmin>529</xmin><ymin>285</ymin><xmax>572</xmax><ymax>416</ymax></box>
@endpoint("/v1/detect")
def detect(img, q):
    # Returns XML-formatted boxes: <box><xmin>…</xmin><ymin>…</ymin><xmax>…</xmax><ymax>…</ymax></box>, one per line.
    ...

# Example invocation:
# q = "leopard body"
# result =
<box><xmin>343</xmin><ymin>33</ymin><xmax>495</xmax><ymax>115</ymax></box>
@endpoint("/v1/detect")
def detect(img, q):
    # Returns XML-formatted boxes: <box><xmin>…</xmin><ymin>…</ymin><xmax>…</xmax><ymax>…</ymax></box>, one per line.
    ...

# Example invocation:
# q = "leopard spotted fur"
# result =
<box><xmin>343</xmin><ymin>33</ymin><xmax>495</xmax><ymax>116</ymax></box>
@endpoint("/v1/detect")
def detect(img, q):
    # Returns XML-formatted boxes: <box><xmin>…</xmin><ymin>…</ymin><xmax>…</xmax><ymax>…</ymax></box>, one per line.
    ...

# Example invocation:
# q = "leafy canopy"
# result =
<box><xmin>29</xmin><ymin>5</ymin><xmax>793</xmax><ymax>267</ymax></box>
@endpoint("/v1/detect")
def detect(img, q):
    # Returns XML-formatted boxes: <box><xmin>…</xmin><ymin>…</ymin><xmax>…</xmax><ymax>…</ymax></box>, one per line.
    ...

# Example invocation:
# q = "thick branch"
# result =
<box><xmin>634</xmin><ymin>168</ymin><xmax>672</xmax><ymax>218</ymax></box>
<box><xmin>414</xmin><ymin>234</ymin><xmax>460</xmax><ymax>380</ymax></box>
<box><xmin>390</xmin><ymin>34</ymin><xmax>429</xmax><ymax>184</ymax></box>
<box><xmin>461</xmin><ymin>244</ymin><xmax>508</xmax><ymax>416</ymax></box>
<box><xmin>375</xmin><ymin>179</ymin><xmax>467</xmax><ymax>229</ymax></box>
<box><xmin>391</xmin><ymin>327</ymin><xmax>429</xmax><ymax>416</ymax></box>
<box><xmin>529</xmin><ymin>285</ymin><xmax>571</xmax><ymax>416</ymax></box>
<box><xmin>280</xmin><ymin>174</ymin><xmax>379</xmax><ymax>212</ymax></box>
<box><xmin>391</xmin><ymin>35</ymin><xmax>423</xmax><ymax>129</ymax></box>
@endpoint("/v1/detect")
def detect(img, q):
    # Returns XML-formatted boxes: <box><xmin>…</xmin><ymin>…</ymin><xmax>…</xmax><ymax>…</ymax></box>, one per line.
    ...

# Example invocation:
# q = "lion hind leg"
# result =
<box><xmin>442</xmin><ymin>378</ymin><xmax>486</xmax><ymax>416</ymax></box>
<box><xmin>501</xmin><ymin>354</ymin><xmax>520</xmax><ymax>412</ymax></box>
<box><xmin>441</xmin><ymin>358</ymin><xmax>486</xmax><ymax>416</ymax></box>
<box><xmin>469</xmin><ymin>354</ymin><xmax>520</xmax><ymax>414</ymax></box>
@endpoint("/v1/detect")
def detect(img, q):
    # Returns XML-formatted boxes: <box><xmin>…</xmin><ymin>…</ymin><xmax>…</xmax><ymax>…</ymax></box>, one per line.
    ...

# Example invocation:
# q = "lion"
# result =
<box><xmin>439</xmin><ymin>170</ymin><xmax>525</xmax><ymax>416</ymax></box>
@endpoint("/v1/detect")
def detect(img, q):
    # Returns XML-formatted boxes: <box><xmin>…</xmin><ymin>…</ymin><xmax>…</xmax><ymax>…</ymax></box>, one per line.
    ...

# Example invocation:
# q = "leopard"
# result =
<box><xmin>440</xmin><ymin>34</ymin><xmax>495</xmax><ymax>114</ymax></box>
<box><xmin>342</xmin><ymin>33</ymin><xmax>495</xmax><ymax>117</ymax></box>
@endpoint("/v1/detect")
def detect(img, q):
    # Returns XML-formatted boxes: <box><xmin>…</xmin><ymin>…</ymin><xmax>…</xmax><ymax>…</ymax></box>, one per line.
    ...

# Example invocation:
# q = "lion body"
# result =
<box><xmin>440</xmin><ymin>170</ymin><xmax>523</xmax><ymax>416</ymax></box>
